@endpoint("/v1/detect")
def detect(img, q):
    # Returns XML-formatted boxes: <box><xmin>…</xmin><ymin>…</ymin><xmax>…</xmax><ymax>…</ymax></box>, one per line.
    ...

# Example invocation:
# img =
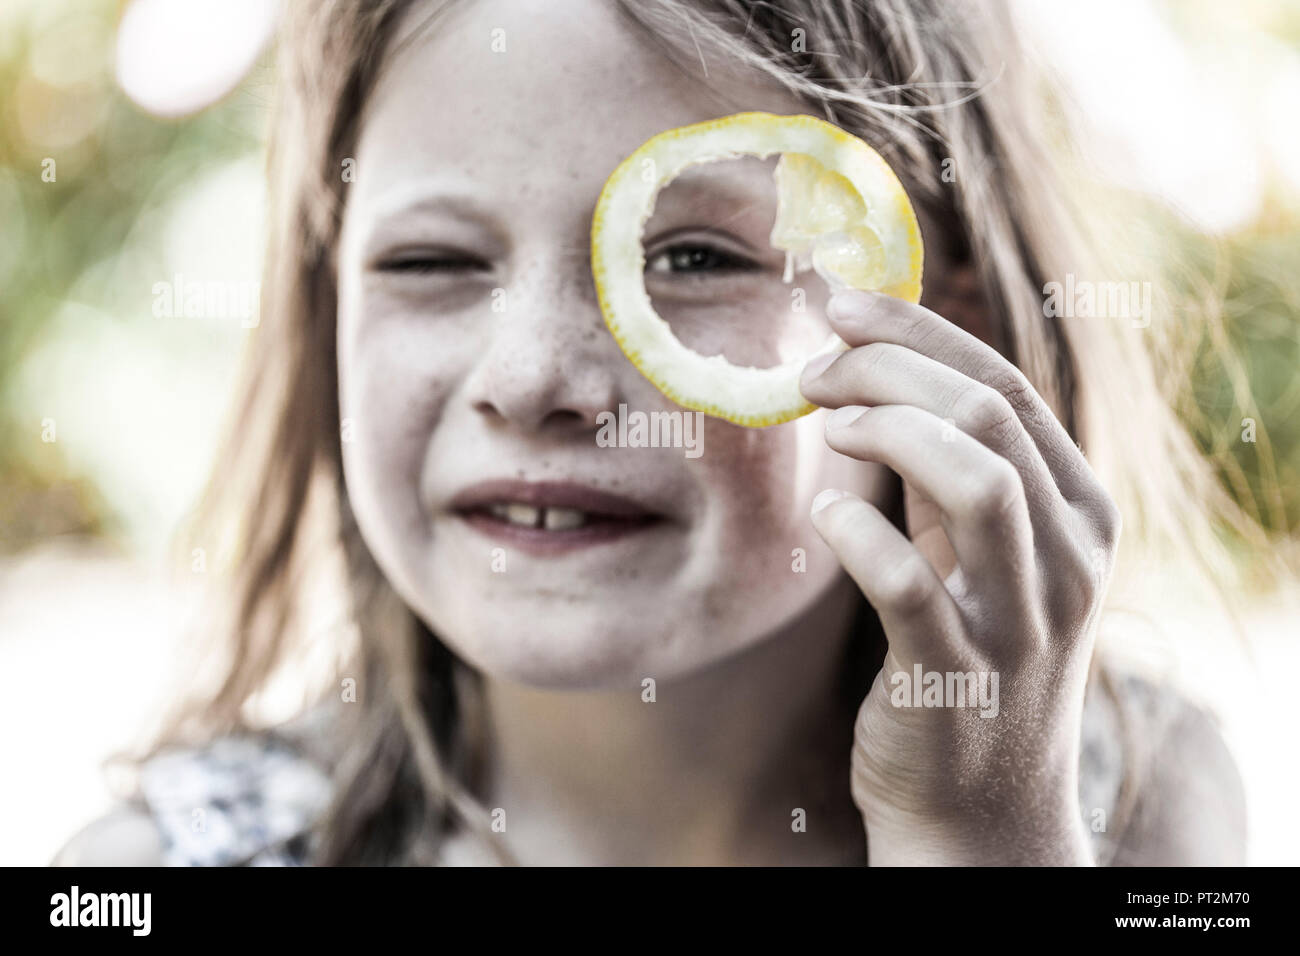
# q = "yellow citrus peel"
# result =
<box><xmin>591</xmin><ymin>111</ymin><xmax>924</xmax><ymax>427</ymax></box>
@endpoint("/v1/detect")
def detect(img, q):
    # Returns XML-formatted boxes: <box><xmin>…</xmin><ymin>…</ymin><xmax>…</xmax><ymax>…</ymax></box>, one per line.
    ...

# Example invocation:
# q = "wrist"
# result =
<box><xmin>864</xmin><ymin>805</ymin><xmax>1095</xmax><ymax>866</ymax></box>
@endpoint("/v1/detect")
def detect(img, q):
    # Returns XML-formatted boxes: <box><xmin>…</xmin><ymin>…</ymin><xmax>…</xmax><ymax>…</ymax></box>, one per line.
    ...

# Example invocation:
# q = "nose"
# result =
<box><xmin>465</xmin><ymin>261</ymin><xmax>624</xmax><ymax>435</ymax></box>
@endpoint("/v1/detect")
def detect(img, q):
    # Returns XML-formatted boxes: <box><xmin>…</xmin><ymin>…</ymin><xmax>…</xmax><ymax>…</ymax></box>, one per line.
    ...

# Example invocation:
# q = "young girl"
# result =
<box><xmin>56</xmin><ymin>0</ymin><xmax>1251</xmax><ymax>866</ymax></box>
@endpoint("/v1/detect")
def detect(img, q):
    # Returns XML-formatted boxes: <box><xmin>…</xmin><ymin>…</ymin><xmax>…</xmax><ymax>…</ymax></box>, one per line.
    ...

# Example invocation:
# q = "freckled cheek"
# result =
<box><xmin>339</xmin><ymin>319</ymin><xmax>466</xmax><ymax>505</ymax></box>
<box><xmin>697</xmin><ymin>422</ymin><xmax>807</xmax><ymax>542</ymax></box>
<box><xmin>697</xmin><ymin>414</ymin><xmax>880</xmax><ymax>551</ymax></box>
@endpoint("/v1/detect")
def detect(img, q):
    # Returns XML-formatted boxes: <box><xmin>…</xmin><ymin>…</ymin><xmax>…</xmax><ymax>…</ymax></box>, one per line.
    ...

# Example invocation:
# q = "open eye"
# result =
<box><xmin>645</xmin><ymin>242</ymin><xmax>760</xmax><ymax>276</ymax></box>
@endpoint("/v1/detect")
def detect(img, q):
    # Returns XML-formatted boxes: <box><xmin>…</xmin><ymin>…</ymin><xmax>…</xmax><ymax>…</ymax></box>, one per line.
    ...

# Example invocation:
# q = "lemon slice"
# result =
<box><xmin>591</xmin><ymin>111</ymin><xmax>924</xmax><ymax>427</ymax></box>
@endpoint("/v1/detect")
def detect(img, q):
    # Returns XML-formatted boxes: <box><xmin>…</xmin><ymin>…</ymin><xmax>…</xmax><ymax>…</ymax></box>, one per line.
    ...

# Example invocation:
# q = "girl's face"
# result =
<box><xmin>337</xmin><ymin>0</ymin><xmax>886</xmax><ymax>688</ymax></box>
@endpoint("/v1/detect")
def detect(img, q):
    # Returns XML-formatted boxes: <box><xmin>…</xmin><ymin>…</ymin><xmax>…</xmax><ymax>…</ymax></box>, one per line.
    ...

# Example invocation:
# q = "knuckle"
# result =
<box><xmin>898</xmin><ymin>304</ymin><xmax>935</xmax><ymax>345</ymax></box>
<box><xmin>1058</xmin><ymin>545</ymin><xmax>1104</xmax><ymax>616</ymax></box>
<box><xmin>966</xmin><ymin>460</ymin><xmax>1024</xmax><ymax>521</ymax></box>
<box><xmin>876</xmin><ymin>555</ymin><xmax>937</xmax><ymax>615</ymax></box>
<box><xmin>986</xmin><ymin>365</ymin><xmax>1038</xmax><ymax>417</ymax></box>
<box><xmin>955</xmin><ymin>383</ymin><xmax>1021</xmax><ymax>447</ymax></box>
<box><xmin>1094</xmin><ymin>494</ymin><xmax>1123</xmax><ymax>548</ymax></box>
<box><xmin>845</xmin><ymin>342</ymin><xmax>902</xmax><ymax>389</ymax></box>
<box><xmin>824</xmin><ymin>343</ymin><xmax>885</xmax><ymax>392</ymax></box>
<box><xmin>855</xmin><ymin>341</ymin><xmax>895</xmax><ymax>374</ymax></box>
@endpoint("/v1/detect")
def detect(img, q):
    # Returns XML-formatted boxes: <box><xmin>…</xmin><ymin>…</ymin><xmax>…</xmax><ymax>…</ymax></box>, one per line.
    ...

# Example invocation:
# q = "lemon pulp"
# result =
<box><xmin>591</xmin><ymin>112</ymin><xmax>923</xmax><ymax>428</ymax></box>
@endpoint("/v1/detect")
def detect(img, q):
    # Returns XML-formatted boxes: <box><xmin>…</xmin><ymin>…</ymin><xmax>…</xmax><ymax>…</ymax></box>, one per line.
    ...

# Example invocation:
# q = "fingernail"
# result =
<box><xmin>825</xmin><ymin>405</ymin><xmax>868</xmax><ymax>430</ymax></box>
<box><xmin>801</xmin><ymin>350</ymin><xmax>838</xmax><ymax>383</ymax></box>
<box><xmin>827</xmin><ymin>289</ymin><xmax>880</xmax><ymax>323</ymax></box>
<box><xmin>811</xmin><ymin>488</ymin><xmax>851</xmax><ymax>515</ymax></box>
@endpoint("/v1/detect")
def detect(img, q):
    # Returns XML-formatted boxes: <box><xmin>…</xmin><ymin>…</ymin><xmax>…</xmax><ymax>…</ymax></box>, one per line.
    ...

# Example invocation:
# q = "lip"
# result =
<box><xmin>447</xmin><ymin>479</ymin><xmax>665</xmax><ymax>556</ymax></box>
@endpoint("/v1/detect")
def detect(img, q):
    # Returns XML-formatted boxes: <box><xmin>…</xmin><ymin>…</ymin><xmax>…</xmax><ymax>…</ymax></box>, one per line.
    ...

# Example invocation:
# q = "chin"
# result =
<box><xmin>431</xmin><ymin>605</ymin><xmax>740</xmax><ymax>691</ymax></box>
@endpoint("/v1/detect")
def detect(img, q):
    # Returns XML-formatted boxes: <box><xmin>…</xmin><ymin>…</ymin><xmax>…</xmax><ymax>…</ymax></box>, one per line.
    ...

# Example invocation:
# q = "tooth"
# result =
<box><xmin>543</xmin><ymin>507</ymin><xmax>586</xmax><ymax>531</ymax></box>
<box><xmin>488</xmin><ymin>503</ymin><xmax>511</xmax><ymax>520</ymax></box>
<box><xmin>505</xmin><ymin>503</ymin><xmax>541</xmax><ymax>527</ymax></box>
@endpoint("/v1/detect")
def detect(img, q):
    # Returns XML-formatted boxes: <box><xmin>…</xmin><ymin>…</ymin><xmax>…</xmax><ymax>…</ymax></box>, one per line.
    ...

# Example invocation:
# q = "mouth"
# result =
<box><xmin>448</xmin><ymin>479</ymin><xmax>665</xmax><ymax>556</ymax></box>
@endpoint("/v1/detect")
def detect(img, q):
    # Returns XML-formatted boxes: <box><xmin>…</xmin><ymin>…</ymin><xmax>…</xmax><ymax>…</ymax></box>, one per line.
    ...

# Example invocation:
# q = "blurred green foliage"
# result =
<box><xmin>1182</xmin><ymin>225</ymin><xmax>1300</xmax><ymax>537</ymax></box>
<box><xmin>0</xmin><ymin>2</ymin><xmax>263</xmax><ymax>549</ymax></box>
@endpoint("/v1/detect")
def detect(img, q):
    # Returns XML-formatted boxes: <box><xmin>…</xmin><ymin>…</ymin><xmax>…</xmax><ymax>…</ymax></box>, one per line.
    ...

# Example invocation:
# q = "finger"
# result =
<box><xmin>823</xmin><ymin>404</ymin><xmax>1037</xmax><ymax>623</ymax></box>
<box><xmin>901</xmin><ymin>481</ymin><xmax>957</xmax><ymax>580</ymax></box>
<box><xmin>801</xmin><ymin>340</ymin><xmax>1063</xmax><ymax>520</ymax></box>
<box><xmin>810</xmin><ymin>489</ymin><xmax>962</xmax><ymax>666</ymax></box>
<box><xmin>823</xmin><ymin>290</ymin><xmax>1101</xmax><ymax>510</ymax></box>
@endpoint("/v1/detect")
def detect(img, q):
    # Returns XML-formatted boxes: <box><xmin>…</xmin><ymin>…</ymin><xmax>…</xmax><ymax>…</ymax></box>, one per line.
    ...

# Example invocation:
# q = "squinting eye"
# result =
<box><xmin>376</xmin><ymin>252</ymin><xmax>491</xmax><ymax>274</ymax></box>
<box><xmin>646</xmin><ymin>243</ymin><xmax>759</xmax><ymax>275</ymax></box>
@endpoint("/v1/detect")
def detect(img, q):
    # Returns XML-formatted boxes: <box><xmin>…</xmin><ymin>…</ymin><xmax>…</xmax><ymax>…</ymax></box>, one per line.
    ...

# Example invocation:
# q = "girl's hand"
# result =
<box><xmin>800</xmin><ymin>290</ymin><xmax>1121</xmax><ymax>866</ymax></box>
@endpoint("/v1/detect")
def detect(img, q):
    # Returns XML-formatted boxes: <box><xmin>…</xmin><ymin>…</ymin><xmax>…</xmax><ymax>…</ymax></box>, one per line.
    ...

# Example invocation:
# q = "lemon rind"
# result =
<box><xmin>591</xmin><ymin>111</ymin><xmax>923</xmax><ymax>428</ymax></box>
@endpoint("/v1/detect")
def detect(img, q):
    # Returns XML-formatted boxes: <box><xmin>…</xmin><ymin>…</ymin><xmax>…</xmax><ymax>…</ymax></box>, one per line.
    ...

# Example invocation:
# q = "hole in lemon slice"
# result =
<box><xmin>640</xmin><ymin>155</ymin><xmax>838</xmax><ymax>371</ymax></box>
<box><xmin>591</xmin><ymin>112</ymin><xmax>924</xmax><ymax>428</ymax></box>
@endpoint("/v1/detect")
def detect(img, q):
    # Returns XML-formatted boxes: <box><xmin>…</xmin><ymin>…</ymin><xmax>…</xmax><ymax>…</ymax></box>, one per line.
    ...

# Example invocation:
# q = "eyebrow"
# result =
<box><xmin>648</xmin><ymin>163</ymin><xmax>778</xmax><ymax>234</ymax></box>
<box><xmin>356</xmin><ymin>181</ymin><xmax>510</xmax><ymax>245</ymax></box>
<box><xmin>658</xmin><ymin>162</ymin><xmax>776</xmax><ymax>201</ymax></box>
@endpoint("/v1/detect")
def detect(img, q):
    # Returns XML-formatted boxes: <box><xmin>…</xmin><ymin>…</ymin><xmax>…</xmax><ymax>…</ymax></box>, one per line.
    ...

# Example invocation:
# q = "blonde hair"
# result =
<box><xmin>130</xmin><ymin>0</ymin><xmax>1276</xmax><ymax>865</ymax></box>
